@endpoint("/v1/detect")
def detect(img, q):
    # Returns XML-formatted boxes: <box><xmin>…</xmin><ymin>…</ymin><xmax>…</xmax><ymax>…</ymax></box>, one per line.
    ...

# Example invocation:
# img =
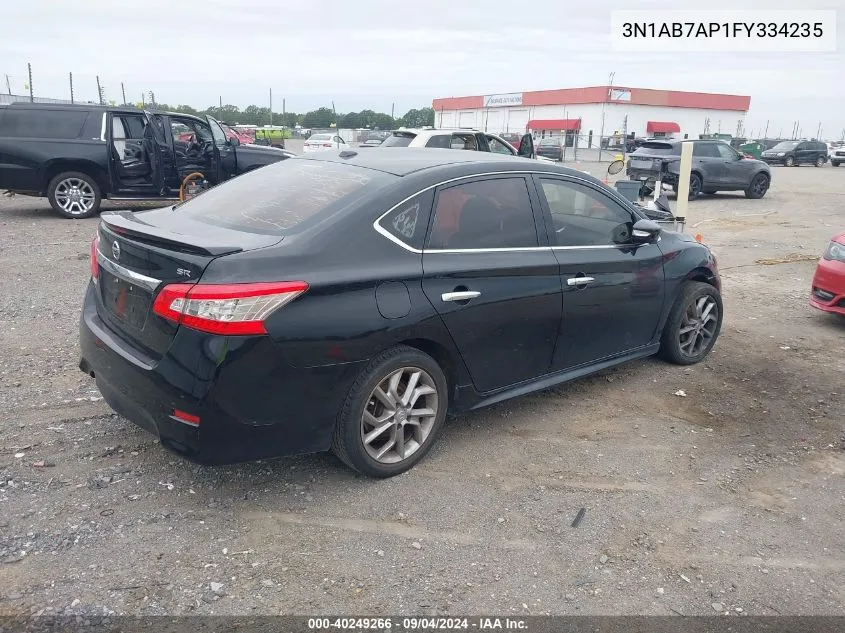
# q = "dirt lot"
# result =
<box><xmin>0</xmin><ymin>164</ymin><xmax>843</xmax><ymax>618</ymax></box>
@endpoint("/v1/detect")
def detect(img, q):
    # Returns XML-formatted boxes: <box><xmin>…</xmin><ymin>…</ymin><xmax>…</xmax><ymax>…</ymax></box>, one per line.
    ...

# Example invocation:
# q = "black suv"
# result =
<box><xmin>0</xmin><ymin>103</ymin><xmax>292</xmax><ymax>218</ymax></box>
<box><xmin>761</xmin><ymin>140</ymin><xmax>828</xmax><ymax>167</ymax></box>
<box><xmin>626</xmin><ymin>139</ymin><xmax>771</xmax><ymax>199</ymax></box>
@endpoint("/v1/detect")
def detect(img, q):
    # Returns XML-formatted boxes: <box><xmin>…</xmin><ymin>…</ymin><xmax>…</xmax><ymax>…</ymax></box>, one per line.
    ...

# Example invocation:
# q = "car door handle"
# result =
<box><xmin>567</xmin><ymin>276</ymin><xmax>595</xmax><ymax>287</ymax></box>
<box><xmin>441</xmin><ymin>290</ymin><xmax>481</xmax><ymax>302</ymax></box>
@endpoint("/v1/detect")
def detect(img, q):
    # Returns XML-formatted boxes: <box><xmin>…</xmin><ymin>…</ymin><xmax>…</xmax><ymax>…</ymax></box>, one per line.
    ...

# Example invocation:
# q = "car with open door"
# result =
<box><xmin>79</xmin><ymin>148</ymin><xmax>722</xmax><ymax>478</ymax></box>
<box><xmin>0</xmin><ymin>103</ymin><xmax>292</xmax><ymax>218</ymax></box>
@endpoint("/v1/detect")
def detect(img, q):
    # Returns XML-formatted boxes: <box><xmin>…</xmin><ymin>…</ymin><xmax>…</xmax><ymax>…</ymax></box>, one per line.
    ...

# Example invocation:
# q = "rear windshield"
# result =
<box><xmin>177</xmin><ymin>159</ymin><xmax>394</xmax><ymax>236</ymax></box>
<box><xmin>634</xmin><ymin>142</ymin><xmax>677</xmax><ymax>155</ymax></box>
<box><xmin>381</xmin><ymin>132</ymin><xmax>416</xmax><ymax>147</ymax></box>
<box><xmin>0</xmin><ymin>108</ymin><xmax>89</xmax><ymax>139</ymax></box>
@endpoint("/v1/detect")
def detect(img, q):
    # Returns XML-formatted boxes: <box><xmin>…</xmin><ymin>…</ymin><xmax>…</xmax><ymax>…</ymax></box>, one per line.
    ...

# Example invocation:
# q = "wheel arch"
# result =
<box><xmin>394</xmin><ymin>337</ymin><xmax>469</xmax><ymax>406</ymax></box>
<box><xmin>41</xmin><ymin>159</ymin><xmax>109</xmax><ymax>196</ymax></box>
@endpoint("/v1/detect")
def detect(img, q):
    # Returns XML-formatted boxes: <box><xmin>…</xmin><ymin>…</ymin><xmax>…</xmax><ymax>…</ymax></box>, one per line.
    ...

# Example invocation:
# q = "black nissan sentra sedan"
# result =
<box><xmin>79</xmin><ymin>148</ymin><xmax>722</xmax><ymax>477</ymax></box>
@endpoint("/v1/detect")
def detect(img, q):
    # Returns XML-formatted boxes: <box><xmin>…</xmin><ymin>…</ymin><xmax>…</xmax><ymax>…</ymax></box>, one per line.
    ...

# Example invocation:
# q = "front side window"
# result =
<box><xmin>487</xmin><ymin>136</ymin><xmax>515</xmax><ymax>155</ymax></box>
<box><xmin>716</xmin><ymin>143</ymin><xmax>739</xmax><ymax>160</ymax></box>
<box><xmin>428</xmin><ymin>177</ymin><xmax>538</xmax><ymax>250</ymax></box>
<box><xmin>539</xmin><ymin>178</ymin><xmax>634</xmax><ymax>247</ymax></box>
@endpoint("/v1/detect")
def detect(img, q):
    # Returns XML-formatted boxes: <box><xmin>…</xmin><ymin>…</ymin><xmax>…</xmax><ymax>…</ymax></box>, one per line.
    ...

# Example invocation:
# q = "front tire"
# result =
<box><xmin>744</xmin><ymin>172</ymin><xmax>770</xmax><ymax>199</ymax></box>
<box><xmin>833</xmin><ymin>161</ymin><xmax>841</xmax><ymax>167</ymax></box>
<box><xmin>331</xmin><ymin>345</ymin><xmax>448</xmax><ymax>478</ymax></box>
<box><xmin>659</xmin><ymin>282</ymin><xmax>723</xmax><ymax>365</ymax></box>
<box><xmin>47</xmin><ymin>171</ymin><xmax>101</xmax><ymax>219</ymax></box>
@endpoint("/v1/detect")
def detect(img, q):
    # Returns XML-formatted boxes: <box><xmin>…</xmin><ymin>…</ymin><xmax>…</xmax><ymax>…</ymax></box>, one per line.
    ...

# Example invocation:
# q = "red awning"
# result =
<box><xmin>526</xmin><ymin>118</ymin><xmax>581</xmax><ymax>131</ymax></box>
<box><xmin>646</xmin><ymin>121</ymin><xmax>681</xmax><ymax>134</ymax></box>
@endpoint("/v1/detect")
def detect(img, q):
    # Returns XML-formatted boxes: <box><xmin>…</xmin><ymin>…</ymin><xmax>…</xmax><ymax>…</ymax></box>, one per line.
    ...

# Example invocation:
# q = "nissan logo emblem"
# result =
<box><xmin>112</xmin><ymin>240</ymin><xmax>121</xmax><ymax>261</ymax></box>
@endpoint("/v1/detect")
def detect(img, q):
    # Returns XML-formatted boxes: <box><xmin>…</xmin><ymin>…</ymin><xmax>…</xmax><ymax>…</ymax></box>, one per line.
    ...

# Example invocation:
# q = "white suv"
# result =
<box><xmin>379</xmin><ymin>127</ymin><xmax>550</xmax><ymax>161</ymax></box>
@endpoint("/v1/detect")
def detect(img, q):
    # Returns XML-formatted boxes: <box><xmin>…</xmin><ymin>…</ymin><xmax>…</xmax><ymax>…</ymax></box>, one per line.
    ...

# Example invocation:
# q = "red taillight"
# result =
<box><xmin>90</xmin><ymin>236</ymin><xmax>99</xmax><ymax>282</ymax></box>
<box><xmin>152</xmin><ymin>281</ymin><xmax>309</xmax><ymax>335</ymax></box>
<box><xmin>171</xmin><ymin>409</ymin><xmax>200</xmax><ymax>427</ymax></box>
<box><xmin>322</xmin><ymin>143</ymin><xmax>332</xmax><ymax>147</ymax></box>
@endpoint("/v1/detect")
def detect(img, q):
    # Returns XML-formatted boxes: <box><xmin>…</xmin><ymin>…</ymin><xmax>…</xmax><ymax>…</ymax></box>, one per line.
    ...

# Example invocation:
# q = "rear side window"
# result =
<box><xmin>179</xmin><ymin>159</ymin><xmax>394</xmax><ymax>236</ymax></box>
<box><xmin>634</xmin><ymin>142</ymin><xmax>676</xmax><ymax>155</ymax></box>
<box><xmin>382</xmin><ymin>132</ymin><xmax>416</xmax><ymax>147</ymax></box>
<box><xmin>428</xmin><ymin>177</ymin><xmax>538</xmax><ymax>250</ymax></box>
<box><xmin>693</xmin><ymin>143</ymin><xmax>720</xmax><ymax>157</ymax></box>
<box><xmin>377</xmin><ymin>190</ymin><xmax>434</xmax><ymax>250</ymax></box>
<box><xmin>0</xmin><ymin>108</ymin><xmax>88</xmax><ymax>139</ymax></box>
<box><xmin>424</xmin><ymin>135</ymin><xmax>452</xmax><ymax>149</ymax></box>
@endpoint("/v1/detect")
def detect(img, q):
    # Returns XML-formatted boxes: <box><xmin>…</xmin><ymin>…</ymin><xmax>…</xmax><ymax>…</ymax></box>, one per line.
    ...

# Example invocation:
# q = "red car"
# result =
<box><xmin>810</xmin><ymin>231</ymin><xmax>845</xmax><ymax>315</ymax></box>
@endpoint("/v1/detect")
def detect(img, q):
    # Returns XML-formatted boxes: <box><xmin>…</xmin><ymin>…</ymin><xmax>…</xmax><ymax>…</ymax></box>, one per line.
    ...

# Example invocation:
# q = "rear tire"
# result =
<box><xmin>784</xmin><ymin>156</ymin><xmax>795</xmax><ymax>167</ymax></box>
<box><xmin>47</xmin><ymin>171</ymin><xmax>101</xmax><ymax>219</ymax></box>
<box><xmin>659</xmin><ymin>281</ymin><xmax>723</xmax><ymax>365</ymax></box>
<box><xmin>688</xmin><ymin>173</ymin><xmax>702</xmax><ymax>200</ymax></box>
<box><xmin>331</xmin><ymin>345</ymin><xmax>448</xmax><ymax>478</ymax></box>
<box><xmin>815</xmin><ymin>156</ymin><xmax>825</xmax><ymax>167</ymax></box>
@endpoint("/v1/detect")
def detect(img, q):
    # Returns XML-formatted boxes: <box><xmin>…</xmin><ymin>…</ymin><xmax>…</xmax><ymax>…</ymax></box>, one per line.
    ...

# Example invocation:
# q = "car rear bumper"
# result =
<box><xmin>809</xmin><ymin>258</ymin><xmax>845</xmax><ymax>315</ymax></box>
<box><xmin>79</xmin><ymin>283</ymin><xmax>365</xmax><ymax>464</ymax></box>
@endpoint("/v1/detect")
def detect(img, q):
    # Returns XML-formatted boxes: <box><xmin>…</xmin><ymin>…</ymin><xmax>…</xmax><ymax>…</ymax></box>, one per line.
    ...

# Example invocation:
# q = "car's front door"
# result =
<box><xmin>421</xmin><ymin>175</ymin><xmax>562</xmax><ymax>392</ymax></box>
<box><xmin>533</xmin><ymin>175</ymin><xmax>666</xmax><ymax>370</ymax></box>
<box><xmin>167</xmin><ymin>116</ymin><xmax>217</xmax><ymax>185</ymax></box>
<box><xmin>107</xmin><ymin>111</ymin><xmax>160</xmax><ymax>194</ymax></box>
<box><xmin>715</xmin><ymin>142</ymin><xmax>754</xmax><ymax>187</ymax></box>
<box><xmin>206</xmin><ymin>116</ymin><xmax>236</xmax><ymax>182</ymax></box>
<box><xmin>795</xmin><ymin>142</ymin><xmax>810</xmax><ymax>164</ymax></box>
<box><xmin>518</xmin><ymin>134</ymin><xmax>535</xmax><ymax>159</ymax></box>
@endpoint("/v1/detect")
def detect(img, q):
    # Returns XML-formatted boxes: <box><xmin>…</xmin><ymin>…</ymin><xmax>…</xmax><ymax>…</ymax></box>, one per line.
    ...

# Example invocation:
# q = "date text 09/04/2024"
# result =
<box><xmin>621</xmin><ymin>22</ymin><xmax>824</xmax><ymax>38</ymax></box>
<box><xmin>307</xmin><ymin>617</ymin><xmax>528</xmax><ymax>630</ymax></box>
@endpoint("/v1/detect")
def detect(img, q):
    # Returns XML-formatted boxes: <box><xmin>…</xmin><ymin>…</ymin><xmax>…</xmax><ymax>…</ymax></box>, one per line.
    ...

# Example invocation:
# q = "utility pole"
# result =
<box><xmin>282</xmin><ymin>98</ymin><xmax>286</xmax><ymax>127</ymax></box>
<box><xmin>219</xmin><ymin>95</ymin><xmax>223</xmax><ymax>109</ymax></box>
<box><xmin>622</xmin><ymin>114</ymin><xmax>628</xmax><ymax>162</ymax></box>
<box><xmin>4</xmin><ymin>74</ymin><xmax>10</xmax><ymax>95</ymax></box>
<box><xmin>269</xmin><ymin>88</ymin><xmax>273</xmax><ymax>126</ymax></box>
<box><xmin>391</xmin><ymin>102</ymin><xmax>395</xmax><ymax>121</ymax></box>
<box><xmin>121</xmin><ymin>82</ymin><xmax>126</xmax><ymax>106</ymax></box>
<box><xmin>27</xmin><ymin>63</ymin><xmax>33</xmax><ymax>102</ymax></box>
<box><xmin>815</xmin><ymin>121</ymin><xmax>822</xmax><ymax>140</ymax></box>
<box><xmin>598</xmin><ymin>71</ymin><xmax>615</xmax><ymax>162</ymax></box>
<box><xmin>332</xmin><ymin>101</ymin><xmax>339</xmax><ymax>147</ymax></box>
<box><xmin>69</xmin><ymin>72</ymin><xmax>74</xmax><ymax>104</ymax></box>
<box><xmin>763</xmin><ymin>120</ymin><xmax>769</xmax><ymax>139</ymax></box>
<box><xmin>96</xmin><ymin>75</ymin><xmax>103</xmax><ymax>105</ymax></box>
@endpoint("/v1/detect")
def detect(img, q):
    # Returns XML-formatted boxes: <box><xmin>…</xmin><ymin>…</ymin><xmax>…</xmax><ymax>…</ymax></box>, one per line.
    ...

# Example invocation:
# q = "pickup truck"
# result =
<box><xmin>0</xmin><ymin>103</ymin><xmax>293</xmax><ymax>218</ymax></box>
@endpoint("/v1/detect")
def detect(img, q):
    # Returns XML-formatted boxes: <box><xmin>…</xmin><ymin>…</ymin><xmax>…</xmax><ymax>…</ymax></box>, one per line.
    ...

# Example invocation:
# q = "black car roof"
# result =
<box><xmin>298</xmin><ymin>147</ymin><xmax>587</xmax><ymax>179</ymax></box>
<box><xmin>3</xmin><ymin>101</ymin><xmax>206</xmax><ymax>122</ymax></box>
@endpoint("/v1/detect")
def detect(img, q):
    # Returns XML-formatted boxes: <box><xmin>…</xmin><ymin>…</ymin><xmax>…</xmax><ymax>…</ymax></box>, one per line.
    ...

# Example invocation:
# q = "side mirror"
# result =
<box><xmin>227</xmin><ymin>136</ymin><xmax>240</xmax><ymax>147</ymax></box>
<box><xmin>631</xmin><ymin>218</ymin><xmax>661</xmax><ymax>243</ymax></box>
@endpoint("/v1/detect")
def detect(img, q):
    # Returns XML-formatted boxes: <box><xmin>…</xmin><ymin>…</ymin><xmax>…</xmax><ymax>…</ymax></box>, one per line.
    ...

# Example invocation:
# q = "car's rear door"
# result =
<box><xmin>692</xmin><ymin>142</ymin><xmax>727</xmax><ymax>187</ymax></box>
<box><xmin>421</xmin><ymin>174</ymin><xmax>561</xmax><ymax>393</ymax></box>
<box><xmin>532</xmin><ymin>175</ymin><xmax>666</xmax><ymax>370</ymax></box>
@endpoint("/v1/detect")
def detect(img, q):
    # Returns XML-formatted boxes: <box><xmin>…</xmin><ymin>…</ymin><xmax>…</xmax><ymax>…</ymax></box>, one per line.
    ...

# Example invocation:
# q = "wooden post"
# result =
<box><xmin>675</xmin><ymin>140</ymin><xmax>695</xmax><ymax>225</ymax></box>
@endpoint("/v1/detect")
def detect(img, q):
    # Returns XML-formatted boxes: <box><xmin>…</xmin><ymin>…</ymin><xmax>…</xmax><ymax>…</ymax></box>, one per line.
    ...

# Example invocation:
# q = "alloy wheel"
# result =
<box><xmin>678</xmin><ymin>295</ymin><xmax>719</xmax><ymax>358</ymax></box>
<box><xmin>751</xmin><ymin>174</ymin><xmax>769</xmax><ymax>197</ymax></box>
<box><xmin>361</xmin><ymin>367</ymin><xmax>439</xmax><ymax>464</ymax></box>
<box><xmin>689</xmin><ymin>175</ymin><xmax>702</xmax><ymax>198</ymax></box>
<box><xmin>54</xmin><ymin>178</ymin><xmax>96</xmax><ymax>216</ymax></box>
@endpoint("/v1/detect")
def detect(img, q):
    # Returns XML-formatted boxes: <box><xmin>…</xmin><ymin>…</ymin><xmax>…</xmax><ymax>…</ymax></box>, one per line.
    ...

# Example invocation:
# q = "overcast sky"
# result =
<box><xmin>1</xmin><ymin>0</ymin><xmax>842</xmax><ymax>138</ymax></box>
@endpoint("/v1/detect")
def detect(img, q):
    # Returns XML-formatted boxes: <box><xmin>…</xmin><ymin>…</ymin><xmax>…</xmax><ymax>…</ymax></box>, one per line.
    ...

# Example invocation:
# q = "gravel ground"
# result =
<box><xmin>0</xmin><ymin>164</ymin><xmax>843</xmax><ymax>618</ymax></box>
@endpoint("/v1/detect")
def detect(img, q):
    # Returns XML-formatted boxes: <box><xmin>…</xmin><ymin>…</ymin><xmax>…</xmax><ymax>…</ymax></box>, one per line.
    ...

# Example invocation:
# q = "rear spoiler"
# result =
<box><xmin>100</xmin><ymin>211</ymin><xmax>243</xmax><ymax>256</ymax></box>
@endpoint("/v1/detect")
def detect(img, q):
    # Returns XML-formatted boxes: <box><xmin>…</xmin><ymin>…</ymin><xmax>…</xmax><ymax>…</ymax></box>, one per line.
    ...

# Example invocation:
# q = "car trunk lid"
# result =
<box><xmin>94</xmin><ymin>209</ymin><xmax>282</xmax><ymax>358</ymax></box>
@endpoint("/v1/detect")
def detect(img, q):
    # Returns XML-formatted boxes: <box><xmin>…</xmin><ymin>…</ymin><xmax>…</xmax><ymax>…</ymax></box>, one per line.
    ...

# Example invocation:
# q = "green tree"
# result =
<box><xmin>400</xmin><ymin>107</ymin><xmax>434</xmax><ymax>128</ymax></box>
<box><xmin>340</xmin><ymin>111</ymin><xmax>363</xmax><ymax>128</ymax></box>
<box><xmin>302</xmin><ymin>107</ymin><xmax>335</xmax><ymax>128</ymax></box>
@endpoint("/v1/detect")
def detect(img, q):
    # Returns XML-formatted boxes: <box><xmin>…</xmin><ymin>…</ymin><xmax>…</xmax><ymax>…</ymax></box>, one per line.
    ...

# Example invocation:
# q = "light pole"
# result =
<box><xmin>598</xmin><ymin>71</ymin><xmax>615</xmax><ymax>162</ymax></box>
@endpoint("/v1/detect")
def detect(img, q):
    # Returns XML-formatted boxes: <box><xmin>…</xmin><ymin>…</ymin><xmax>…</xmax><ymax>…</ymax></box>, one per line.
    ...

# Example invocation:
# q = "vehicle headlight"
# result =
<box><xmin>777</xmin><ymin>152</ymin><xmax>785</xmax><ymax>157</ymax></box>
<box><xmin>823</xmin><ymin>241</ymin><xmax>845</xmax><ymax>262</ymax></box>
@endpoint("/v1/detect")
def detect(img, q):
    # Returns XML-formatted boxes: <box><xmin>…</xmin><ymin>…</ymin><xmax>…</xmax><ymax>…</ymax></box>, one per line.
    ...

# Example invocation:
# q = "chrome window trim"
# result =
<box><xmin>96</xmin><ymin>249</ymin><xmax>161</xmax><ymax>292</ymax></box>
<box><xmin>99</xmin><ymin>112</ymin><xmax>107</xmax><ymax>142</ymax></box>
<box><xmin>372</xmin><ymin>170</ymin><xmax>640</xmax><ymax>254</ymax></box>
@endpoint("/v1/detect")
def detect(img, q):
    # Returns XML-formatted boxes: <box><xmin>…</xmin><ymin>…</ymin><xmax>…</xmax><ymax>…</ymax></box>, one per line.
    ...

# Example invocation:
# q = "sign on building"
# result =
<box><xmin>484</xmin><ymin>93</ymin><xmax>523</xmax><ymax>107</ymax></box>
<box><xmin>608</xmin><ymin>88</ymin><xmax>631</xmax><ymax>101</ymax></box>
